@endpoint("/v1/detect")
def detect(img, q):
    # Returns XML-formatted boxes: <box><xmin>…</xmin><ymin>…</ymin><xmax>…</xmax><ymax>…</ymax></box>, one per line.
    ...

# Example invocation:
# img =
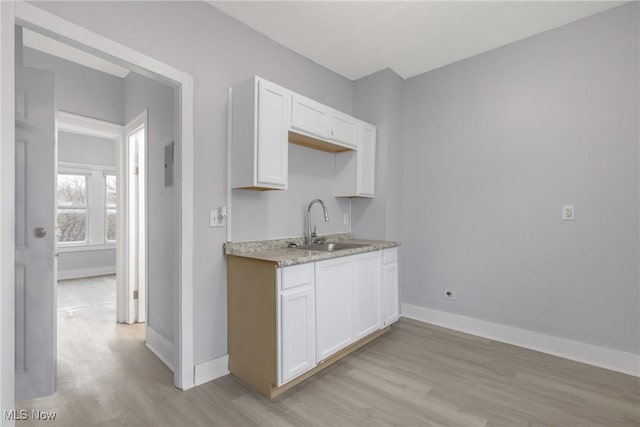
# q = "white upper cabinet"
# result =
<box><xmin>231</xmin><ymin>76</ymin><xmax>376</xmax><ymax>195</ymax></box>
<box><xmin>329</xmin><ymin>110</ymin><xmax>359</xmax><ymax>150</ymax></box>
<box><xmin>335</xmin><ymin>122</ymin><xmax>376</xmax><ymax>198</ymax></box>
<box><xmin>357</xmin><ymin>123</ymin><xmax>376</xmax><ymax>197</ymax></box>
<box><xmin>290</xmin><ymin>93</ymin><xmax>330</xmax><ymax>139</ymax></box>
<box><xmin>231</xmin><ymin>77</ymin><xmax>290</xmax><ymax>190</ymax></box>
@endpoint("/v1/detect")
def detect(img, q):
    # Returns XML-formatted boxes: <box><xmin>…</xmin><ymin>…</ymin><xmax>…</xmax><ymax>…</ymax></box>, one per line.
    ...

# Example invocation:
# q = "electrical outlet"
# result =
<box><xmin>444</xmin><ymin>289</ymin><xmax>456</xmax><ymax>300</ymax></box>
<box><xmin>343</xmin><ymin>213</ymin><xmax>350</xmax><ymax>226</ymax></box>
<box><xmin>562</xmin><ymin>204</ymin><xmax>575</xmax><ymax>221</ymax></box>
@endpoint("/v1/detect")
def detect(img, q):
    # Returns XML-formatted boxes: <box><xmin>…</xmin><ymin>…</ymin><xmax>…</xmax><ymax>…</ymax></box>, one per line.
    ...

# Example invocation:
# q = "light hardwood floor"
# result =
<box><xmin>17</xmin><ymin>275</ymin><xmax>639</xmax><ymax>426</ymax></box>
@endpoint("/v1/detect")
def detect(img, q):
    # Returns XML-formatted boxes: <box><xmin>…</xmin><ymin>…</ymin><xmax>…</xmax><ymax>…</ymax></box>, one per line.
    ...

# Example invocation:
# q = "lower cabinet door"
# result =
<box><xmin>353</xmin><ymin>252</ymin><xmax>382</xmax><ymax>339</ymax></box>
<box><xmin>383</xmin><ymin>262</ymin><xmax>400</xmax><ymax>325</ymax></box>
<box><xmin>315</xmin><ymin>257</ymin><xmax>354</xmax><ymax>361</ymax></box>
<box><xmin>280</xmin><ymin>284</ymin><xmax>316</xmax><ymax>385</ymax></box>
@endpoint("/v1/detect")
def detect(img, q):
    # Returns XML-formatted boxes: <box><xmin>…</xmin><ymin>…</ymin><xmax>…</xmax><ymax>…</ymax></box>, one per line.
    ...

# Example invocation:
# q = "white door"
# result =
<box><xmin>353</xmin><ymin>252</ymin><xmax>382</xmax><ymax>339</ymax></box>
<box><xmin>15</xmin><ymin>66</ymin><xmax>57</xmax><ymax>401</ymax></box>
<box><xmin>315</xmin><ymin>257</ymin><xmax>353</xmax><ymax>361</ymax></box>
<box><xmin>279</xmin><ymin>284</ymin><xmax>315</xmax><ymax>385</ymax></box>
<box><xmin>256</xmin><ymin>79</ymin><xmax>289</xmax><ymax>188</ymax></box>
<box><xmin>125</xmin><ymin>113</ymin><xmax>147</xmax><ymax>323</ymax></box>
<box><xmin>290</xmin><ymin>93</ymin><xmax>330</xmax><ymax>139</ymax></box>
<box><xmin>357</xmin><ymin>124</ymin><xmax>376</xmax><ymax>197</ymax></box>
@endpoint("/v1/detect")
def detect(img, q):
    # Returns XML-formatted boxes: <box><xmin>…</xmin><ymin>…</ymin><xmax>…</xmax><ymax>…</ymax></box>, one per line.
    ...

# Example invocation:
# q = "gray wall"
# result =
<box><xmin>23</xmin><ymin>46</ymin><xmax>124</xmax><ymax>124</ymax></box>
<box><xmin>402</xmin><ymin>3</ymin><xmax>639</xmax><ymax>354</ymax></box>
<box><xmin>58</xmin><ymin>131</ymin><xmax>115</xmax><ymax>166</ymax></box>
<box><xmin>31</xmin><ymin>0</ymin><xmax>354</xmax><ymax>364</ymax></box>
<box><xmin>352</xmin><ymin>69</ymin><xmax>404</xmax><ymax>242</ymax></box>
<box><xmin>124</xmin><ymin>71</ymin><xmax>176</xmax><ymax>344</ymax></box>
<box><xmin>231</xmin><ymin>144</ymin><xmax>350</xmax><ymax>241</ymax></box>
<box><xmin>57</xmin><ymin>250</ymin><xmax>116</xmax><ymax>274</ymax></box>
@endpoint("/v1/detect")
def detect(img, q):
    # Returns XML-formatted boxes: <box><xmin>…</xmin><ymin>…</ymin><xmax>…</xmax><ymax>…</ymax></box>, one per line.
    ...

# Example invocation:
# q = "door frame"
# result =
<box><xmin>1</xmin><ymin>1</ymin><xmax>196</xmax><ymax>417</ymax></box>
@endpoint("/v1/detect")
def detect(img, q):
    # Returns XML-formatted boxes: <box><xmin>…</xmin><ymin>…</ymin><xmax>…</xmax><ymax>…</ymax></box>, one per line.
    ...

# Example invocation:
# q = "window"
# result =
<box><xmin>56</xmin><ymin>174</ymin><xmax>88</xmax><ymax>243</ymax></box>
<box><xmin>105</xmin><ymin>175</ymin><xmax>117</xmax><ymax>242</ymax></box>
<box><xmin>56</xmin><ymin>165</ymin><xmax>116</xmax><ymax>247</ymax></box>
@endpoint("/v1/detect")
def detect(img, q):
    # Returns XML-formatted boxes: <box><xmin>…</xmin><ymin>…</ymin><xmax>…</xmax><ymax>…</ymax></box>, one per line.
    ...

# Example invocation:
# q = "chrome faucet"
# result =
<box><xmin>306</xmin><ymin>199</ymin><xmax>329</xmax><ymax>244</ymax></box>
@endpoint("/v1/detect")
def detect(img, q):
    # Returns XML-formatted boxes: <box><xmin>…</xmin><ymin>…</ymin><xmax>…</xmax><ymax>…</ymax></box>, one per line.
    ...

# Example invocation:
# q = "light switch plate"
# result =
<box><xmin>210</xmin><ymin>209</ymin><xmax>225</xmax><ymax>227</ymax></box>
<box><xmin>562</xmin><ymin>204</ymin><xmax>575</xmax><ymax>221</ymax></box>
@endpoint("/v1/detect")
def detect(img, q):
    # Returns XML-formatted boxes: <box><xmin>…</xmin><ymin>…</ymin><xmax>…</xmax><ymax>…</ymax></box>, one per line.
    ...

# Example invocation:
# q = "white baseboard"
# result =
<box><xmin>401</xmin><ymin>303</ymin><xmax>639</xmax><ymax>377</ymax></box>
<box><xmin>194</xmin><ymin>354</ymin><xmax>229</xmax><ymax>386</ymax></box>
<box><xmin>57</xmin><ymin>266</ymin><xmax>115</xmax><ymax>280</ymax></box>
<box><xmin>145</xmin><ymin>325</ymin><xmax>174</xmax><ymax>372</ymax></box>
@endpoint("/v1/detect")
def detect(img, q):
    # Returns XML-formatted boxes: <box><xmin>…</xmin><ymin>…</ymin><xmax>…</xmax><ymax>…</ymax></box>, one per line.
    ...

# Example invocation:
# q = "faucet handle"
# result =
<box><xmin>311</xmin><ymin>225</ymin><xmax>317</xmax><ymax>237</ymax></box>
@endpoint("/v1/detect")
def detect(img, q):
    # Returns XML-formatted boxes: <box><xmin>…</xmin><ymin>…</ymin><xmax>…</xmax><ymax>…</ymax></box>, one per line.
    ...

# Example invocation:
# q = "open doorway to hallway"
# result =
<box><xmin>14</xmin><ymin>24</ymin><xmax>179</xmax><ymax>402</ymax></box>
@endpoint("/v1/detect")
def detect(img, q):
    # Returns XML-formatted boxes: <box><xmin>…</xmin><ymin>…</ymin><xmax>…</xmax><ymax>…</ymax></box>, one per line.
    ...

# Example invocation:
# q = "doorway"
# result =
<box><xmin>8</xmin><ymin>7</ymin><xmax>193</xmax><ymax>406</ymax></box>
<box><xmin>1</xmin><ymin>3</ymin><xmax>196</xmax><ymax>413</ymax></box>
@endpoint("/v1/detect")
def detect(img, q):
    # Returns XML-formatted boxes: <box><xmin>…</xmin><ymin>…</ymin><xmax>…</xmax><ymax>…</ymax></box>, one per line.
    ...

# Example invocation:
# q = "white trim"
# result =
<box><xmin>58</xmin><ymin>243</ymin><xmax>115</xmax><ymax>253</ymax></box>
<box><xmin>226</xmin><ymin>87</ymin><xmax>232</xmax><ymax>242</ymax></box>
<box><xmin>57</xmin><ymin>111</ymin><xmax>123</xmax><ymax>139</ymax></box>
<box><xmin>194</xmin><ymin>355</ymin><xmax>229</xmax><ymax>386</ymax></box>
<box><xmin>0</xmin><ymin>1</ymin><xmax>16</xmax><ymax>423</ymax></box>
<box><xmin>401</xmin><ymin>303</ymin><xmax>640</xmax><ymax>377</ymax></box>
<box><xmin>23</xmin><ymin>28</ymin><xmax>130</xmax><ymax>79</ymax></box>
<box><xmin>145</xmin><ymin>326</ymin><xmax>174</xmax><ymax>373</ymax></box>
<box><xmin>12</xmin><ymin>1</ymin><xmax>196</xmax><ymax>390</ymax></box>
<box><xmin>57</xmin><ymin>266</ymin><xmax>116</xmax><ymax>281</ymax></box>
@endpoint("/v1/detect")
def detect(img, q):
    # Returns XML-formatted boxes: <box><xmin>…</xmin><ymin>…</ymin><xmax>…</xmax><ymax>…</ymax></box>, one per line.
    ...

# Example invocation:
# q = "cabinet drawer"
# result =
<box><xmin>281</xmin><ymin>263</ymin><xmax>314</xmax><ymax>290</ymax></box>
<box><xmin>382</xmin><ymin>248</ymin><xmax>398</xmax><ymax>264</ymax></box>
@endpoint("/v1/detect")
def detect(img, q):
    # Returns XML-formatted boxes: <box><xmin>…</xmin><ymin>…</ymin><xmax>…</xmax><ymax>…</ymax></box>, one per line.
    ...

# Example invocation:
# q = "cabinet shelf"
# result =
<box><xmin>288</xmin><ymin>131</ymin><xmax>353</xmax><ymax>153</ymax></box>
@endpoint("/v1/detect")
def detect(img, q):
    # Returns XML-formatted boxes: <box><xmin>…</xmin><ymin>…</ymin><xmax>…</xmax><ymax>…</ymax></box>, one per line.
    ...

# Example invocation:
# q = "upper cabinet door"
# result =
<box><xmin>291</xmin><ymin>93</ymin><xmax>330</xmax><ymax>139</ymax></box>
<box><xmin>256</xmin><ymin>79</ymin><xmax>291</xmax><ymax>188</ymax></box>
<box><xmin>357</xmin><ymin>123</ymin><xmax>376</xmax><ymax>197</ymax></box>
<box><xmin>329</xmin><ymin>110</ymin><xmax>359</xmax><ymax>149</ymax></box>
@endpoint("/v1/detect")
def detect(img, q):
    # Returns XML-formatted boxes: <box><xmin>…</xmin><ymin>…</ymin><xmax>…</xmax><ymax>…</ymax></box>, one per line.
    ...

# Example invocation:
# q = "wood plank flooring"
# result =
<box><xmin>17</xmin><ymin>275</ymin><xmax>639</xmax><ymax>426</ymax></box>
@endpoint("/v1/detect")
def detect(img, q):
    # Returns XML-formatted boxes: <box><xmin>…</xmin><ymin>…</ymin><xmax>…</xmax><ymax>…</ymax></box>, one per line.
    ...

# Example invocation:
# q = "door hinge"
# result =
<box><xmin>133</xmin><ymin>290</ymin><xmax>139</xmax><ymax>300</ymax></box>
<box><xmin>133</xmin><ymin>166</ymin><xmax>139</xmax><ymax>175</ymax></box>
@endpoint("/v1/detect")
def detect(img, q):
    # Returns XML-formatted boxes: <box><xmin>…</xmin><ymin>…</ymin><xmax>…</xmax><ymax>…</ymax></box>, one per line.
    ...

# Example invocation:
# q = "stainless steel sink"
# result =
<box><xmin>294</xmin><ymin>242</ymin><xmax>370</xmax><ymax>252</ymax></box>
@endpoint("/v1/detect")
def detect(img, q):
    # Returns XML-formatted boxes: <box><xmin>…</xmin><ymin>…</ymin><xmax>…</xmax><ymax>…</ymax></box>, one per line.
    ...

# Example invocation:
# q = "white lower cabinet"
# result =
<box><xmin>277</xmin><ymin>248</ymin><xmax>399</xmax><ymax>386</ymax></box>
<box><xmin>353</xmin><ymin>252</ymin><xmax>382</xmax><ymax>339</ymax></box>
<box><xmin>382</xmin><ymin>248</ymin><xmax>400</xmax><ymax>325</ymax></box>
<box><xmin>315</xmin><ymin>257</ymin><xmax>354</xmax><ymax>362</ymax></box>
<box><xmin>278</xmin><ymin>264</ymin><xmax>316</xmax><ymax>386</ymax></box>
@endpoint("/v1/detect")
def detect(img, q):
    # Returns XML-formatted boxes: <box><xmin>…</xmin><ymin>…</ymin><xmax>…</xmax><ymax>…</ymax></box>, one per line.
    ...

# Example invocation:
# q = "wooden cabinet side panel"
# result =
<box><xmin>227</xmin><ymin>256</ymin><xmax>277</xmax><ymax>396</ymax></box>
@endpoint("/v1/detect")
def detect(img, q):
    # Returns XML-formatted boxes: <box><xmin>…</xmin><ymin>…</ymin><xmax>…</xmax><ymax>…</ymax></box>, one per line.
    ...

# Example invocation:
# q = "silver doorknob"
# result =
<box><xmin>34</xmin><ymin>227</ymin><xmax>47</xmax><ymax>238</ymax></box>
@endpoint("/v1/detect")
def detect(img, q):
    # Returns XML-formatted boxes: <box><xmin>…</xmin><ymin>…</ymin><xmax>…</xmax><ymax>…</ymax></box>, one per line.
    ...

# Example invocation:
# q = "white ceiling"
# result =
<box><xmin>210</xmin><ymin>1</ymin><xmax>625</xmax><ymax>80</ymax></box>
<box><xmin>22</xmin><ymin>28</ymin><xmax>130</xmax><ymax>78</ymax></box>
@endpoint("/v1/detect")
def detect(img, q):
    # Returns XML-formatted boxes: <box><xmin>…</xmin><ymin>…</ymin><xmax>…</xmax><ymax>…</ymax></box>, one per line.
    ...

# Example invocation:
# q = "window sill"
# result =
<box><xmin>58</xmin><ymin>243</ymin><xmax>116</xmax><ymax>253</ymax></box>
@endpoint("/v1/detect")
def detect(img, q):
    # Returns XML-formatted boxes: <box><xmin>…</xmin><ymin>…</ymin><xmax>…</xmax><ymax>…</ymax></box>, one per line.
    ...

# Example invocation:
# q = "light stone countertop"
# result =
<box><xmin>224</xmin><ymin>233</ymin><xmax>400</xmax><ymax>267</ymax></box>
